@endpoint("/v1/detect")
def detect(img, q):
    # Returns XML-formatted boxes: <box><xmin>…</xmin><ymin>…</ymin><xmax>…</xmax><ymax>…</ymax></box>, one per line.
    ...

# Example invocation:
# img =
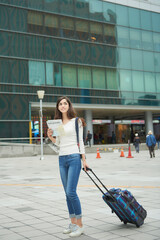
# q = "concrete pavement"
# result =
<box><xmin>0</xmin><ymin>149</ymin><xmax>160</xmax><ymax>240</ymax></box>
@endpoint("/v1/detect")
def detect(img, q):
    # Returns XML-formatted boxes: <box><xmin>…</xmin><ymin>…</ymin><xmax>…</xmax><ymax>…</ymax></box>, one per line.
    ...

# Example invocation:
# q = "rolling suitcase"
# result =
<box><xmin>83</xmin><ymin>168</ymin><xmax>147</xmax><ymax>228</ymax></box>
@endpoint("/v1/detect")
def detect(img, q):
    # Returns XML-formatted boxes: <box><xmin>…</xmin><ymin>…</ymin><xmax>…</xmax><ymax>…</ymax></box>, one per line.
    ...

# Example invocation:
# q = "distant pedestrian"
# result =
<box><xmin>111</xmin><ymin>131</ymin><xmax>116</xmax><ymax>144</ymax></box>
<box><xmin>133</xmin><ymin>133</ymin><xmax>141</xmax><ymax>153</ymax></box>
<box><xmin>122</xmin><ymin>132</ymin><xmax>126</xmax><ymax>143</ymax></box>
<box><xmin>146</xmin><ymin>130</ymin><xmax>156</xmax><ymax>158</ymax></box>
<box><xmin>86</xmin><ymin>130</ymin><xmax>92</xmax><ymax>147</ymax></box>
<box><xmin>156</xmin><ymin>134</ymin><xmax>160</xmax><ymax>150</ymax></box>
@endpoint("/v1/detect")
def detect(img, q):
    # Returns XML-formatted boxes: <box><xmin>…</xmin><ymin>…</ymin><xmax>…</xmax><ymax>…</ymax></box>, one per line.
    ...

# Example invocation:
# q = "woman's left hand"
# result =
<box><xmin>82</xmin><ymin>160</ymin><xmax>89</xmax><ymax>171</ymax></box>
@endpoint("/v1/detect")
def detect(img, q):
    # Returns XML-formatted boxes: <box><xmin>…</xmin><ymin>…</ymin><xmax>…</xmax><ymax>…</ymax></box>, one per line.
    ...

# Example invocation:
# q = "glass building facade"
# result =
<box><xmin>0</xmin><ymin>0</ymin><xmax>160</xmax><ymax>140</ymax></box>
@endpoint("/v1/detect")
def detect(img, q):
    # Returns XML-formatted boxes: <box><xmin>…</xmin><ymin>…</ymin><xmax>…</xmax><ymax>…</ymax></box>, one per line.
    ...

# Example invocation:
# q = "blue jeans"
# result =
<box><xmin>59</xmin><ymin>153</ymin><xmax>82</xmax><ymax>219</ymax></box>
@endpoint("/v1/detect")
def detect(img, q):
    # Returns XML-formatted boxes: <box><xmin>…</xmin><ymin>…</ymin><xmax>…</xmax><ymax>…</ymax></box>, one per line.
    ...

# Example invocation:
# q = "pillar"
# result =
<box><xmin>84</xmin><ymin>110</ymin><xmax>93</xmax><ymax>145</ymax></box>
<box><xmin>145</xmin><ymin>111</ymin><xmax>153</xmax><ymax>135</ymax></box>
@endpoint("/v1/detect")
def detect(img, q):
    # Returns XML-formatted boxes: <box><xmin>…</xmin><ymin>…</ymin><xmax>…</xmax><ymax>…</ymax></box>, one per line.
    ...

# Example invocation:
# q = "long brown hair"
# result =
<box><xmin>54</xmin><ymin>96</ymin><xmax>86</xmax><ymax>126</ymax></box>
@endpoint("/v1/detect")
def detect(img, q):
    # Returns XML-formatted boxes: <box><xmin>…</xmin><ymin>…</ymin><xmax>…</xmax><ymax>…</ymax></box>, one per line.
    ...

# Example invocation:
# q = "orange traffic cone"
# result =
<box><xmin>127</xmin><ymin>145</ymin><xmax>134</xmax><ymax>158</ymax></box>
<box><xmin>96</xmin><ymin>148</ymin><xmax>101</xmax><ymax>158</ymax></box>
<box><xmin>120</xmin><ymin>148</ymin><xmax>125</xmax><ymax>157</ymax></box>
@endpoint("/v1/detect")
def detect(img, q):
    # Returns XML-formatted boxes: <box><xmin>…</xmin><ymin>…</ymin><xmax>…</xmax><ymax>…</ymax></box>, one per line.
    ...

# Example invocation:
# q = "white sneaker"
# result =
<box><xmin>69</xmin><ymin>226</ymin><xmax>84</xmax><ymax>237</ymax></box>
<box><xmin>63</xmin><ymin>223</ymin><xmax>78</xmax><ymax>234</ymax></box>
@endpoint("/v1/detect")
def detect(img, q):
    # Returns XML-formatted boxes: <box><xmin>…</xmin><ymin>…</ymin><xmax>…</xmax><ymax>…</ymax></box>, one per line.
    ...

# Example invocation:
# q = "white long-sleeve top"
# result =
<box><xmin>56</xmin><ymin>118</ymin><xmax>85</xmax><ymax>156</ymax></box>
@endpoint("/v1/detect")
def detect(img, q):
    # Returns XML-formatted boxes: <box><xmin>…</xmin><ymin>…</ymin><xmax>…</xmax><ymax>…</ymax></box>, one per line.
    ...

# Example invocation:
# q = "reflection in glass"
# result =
<box><xmin>119</xmin><ymin>70</ymin><xmax>132</xmax><ymax>91</ymax></box>
<box><xmin>106</xmin><ymin>46</ymin><xmax>116</xmax><ymax>67</ymax></box>
<box><xmin>62</xmin><ymin>64</ymin><xmax>77</xmax><ymax>87</ymax></box>
<box><xmin>60</xmin><ymin>16</ymin><xmax>74</xmax><ymax>38</ymax></box>
<box><xmin>104</xmin><ymin>24</ymin><xmax>116</xmax><ymax>45</ymax></box>
<box><xmin>141</xmin><ymin>31</ymin><xmax>153</xmax><ymax>51</ymax></box>
<box><xmin>117</xmin><ymin>26</ymin><xmax>129</xmax><ymax>47</ymax></box>
<box><xmin>116</xmin><ymin>4</ymin><xmax>128</xmax><ymax>27</ymax></box>
<box><xmin>144</xmin><ymin>72</ymin><xmax>156</xmax><ymax>93</ymax></box>
<box><xmin>140</xmin><ymin>10</ymin><xmax>152</xmax><ymax>31</ymax></box>
<box><xmin>156</xmin><ymin>73</ymin><xmax>160</xmax><ymax>92</ymax></box>
<box><xmin>54</xmin><ymin>64</ymin><xmax>62</xmax><ymax>86</ymax></box>
<box><xmin>128</xmin><ymin>7</ymin><xmax>140</xmax><ymax>29</ymax></box>
<box><xmin>103</xmin><ymin>1</ymin><xmax>116</xmax><ymax>24</ymax></box>
<box><xmin>130</xmin><ymin>29</ymin><xmax>141</xmax><ymax>49</ymax></box>
<box><xmin>117</xmin><ymin>48</ymin><xmax>131</xmax><ymax>70</ymax></box>
<box><xmin>75</xmin><ymin>0</ymin><xmax>89</xmax><ymax>19</ymax></box>
<box><xmin>44</xmin><ymin>14</ymin><xmax>59</xmax><ymax>36</ymax></box>
<box><xmin>154</xmin><ymin>53</ymin><xmax>160</xmax><ymax>73</ymax></box>
<box><xmin>60</xmin><ymin>0</ymin><xmax>74</xmax><ymax>16</ymax></box>
<box><xmin>78</xmin><ymin>66</ymin><xmax>91</xmax><ymax>88</ymax></box>
<box><xmin>76</xmin><ymin>19</ymin><xmax>89</xmax><ymax>41</ymax></box>
<box><xmin>29</xmin><ymin>61</ymin><xmax>45</xmax><ymax>85</ymax></box>
<box><xmin>93</xmin><ymin>68</ymin><xmax>105</xmax><ymax>89</ymax></box>
<box><xmin>44</xmin><ymin>0</ymin><xmax>59</xmax><ymax>13</ymax></box>
<box><xmin>91</xmin><ymin>44</ymin><xmax>105</xmax><ymax>66</ymax></box>
<box><xmin>106</xmin><ymin>69</ymin><xmax>119</xmax><ymax>90</ymax></box>
<box><xmin>90</xmin><ymin>22</ymin><xmax>103</xmax><ymax>42</ymax></box>
<box><xmin>46</xmin><ymin>62</ymin><xmax>54</xmax><ymax>85</ymax></box>
<box><xmin>76</xmin><ymin>42</ymin><xmax>91</xmax><ymax>64</ymax></box>
<box><xmin>152</xmin><ymin>12</ymin><xmax>160</xmax><ymax>33</ymax></box>
<box><xmin>89</xmin><ymin>0</ymin><xmax>103</xmax><ymax>21</ymax></box>
<box><xmin>45</xmin><ymin>38</ymin><xmax>61</xmax><ymax>61</ymax></box>
<box><xmin>132</xmin><ymin>71</ymin><xmax>144</xmax><ymax>92</ymax></box>
<box><xmin>131</xmin><ymin>49</ymin><xmax>143</xmax><ymax>71</ymax></box>
<box><xmin>153</xmin><ymin>32</ymin><xmax>160</xmax><ymax>52</ymax></box>
<box><xmin>61</xmin><ymin>40</ymin><xmax>75</xmax><ymax>63</ymax></box>
<box><xmin>143</xmin><ymin>51</ymin><xmax>154</xmax><ymax>72</ymax></box>
<box><xmin>27</xmin><ymin>11</ymin><xmax>43</xmax><ymax>34</ymax></box>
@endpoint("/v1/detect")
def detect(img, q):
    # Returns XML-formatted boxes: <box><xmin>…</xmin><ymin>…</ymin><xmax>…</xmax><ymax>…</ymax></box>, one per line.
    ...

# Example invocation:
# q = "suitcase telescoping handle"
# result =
<box><xmin>83</xmin><ymin>167</ymin><xmax>115</xmax><ymax>201</ymax></box>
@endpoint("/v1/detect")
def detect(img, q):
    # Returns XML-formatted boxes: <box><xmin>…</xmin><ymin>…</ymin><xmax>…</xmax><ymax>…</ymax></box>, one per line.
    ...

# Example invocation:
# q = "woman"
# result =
<box><xmin>47</xmin><ymin>96</ymin><xmax>89</xmax><ymax>237</ymax></box>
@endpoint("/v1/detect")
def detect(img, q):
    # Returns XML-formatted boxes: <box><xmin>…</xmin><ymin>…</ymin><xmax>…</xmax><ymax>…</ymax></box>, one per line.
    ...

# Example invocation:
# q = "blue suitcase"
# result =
<box><xmin>83</xmin><ymin>168</ymin><xmax>147</xmax><ymax>228</ymax></box>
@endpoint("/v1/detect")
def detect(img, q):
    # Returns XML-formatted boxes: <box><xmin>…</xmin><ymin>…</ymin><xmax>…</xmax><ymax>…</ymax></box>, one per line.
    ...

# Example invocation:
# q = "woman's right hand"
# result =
<box><xmin>47</xmin><ymin>128</ymin><xmax>53</xmax><ymax>139</ymax></box>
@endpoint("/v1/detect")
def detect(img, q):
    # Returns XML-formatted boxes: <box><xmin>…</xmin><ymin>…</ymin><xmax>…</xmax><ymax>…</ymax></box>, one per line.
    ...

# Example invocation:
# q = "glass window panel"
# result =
<box><xmin>153</xmin><ymin>32</ymin><xmax>160</xmax><ymax>52</ymax></box>
<box><xmin>121</xmin><ymin>91</ymin><xmax>134</xmax><ymax>105</ymax></box>
<box><xmin>117</xmin><ymin>48</ymin><xmax>131</xmax><ymax>70</ymax></box>
<box><xmin>116</xmin><ymin>4</ymin><xmax>129</xmax><ymax>27</ymax></box>
<box><xmin>91</xmin><ymin>44</ymin><xmax>105</xmax><ymax>66</ymax></box>
<box><xmin>27</xmin><ymin>11</ymin><xmax>43</xmax><ymax>34</ymax></box>
<box><xmin>154</xmin><ymin>53</ymin><xmax>160</xmax><ymax>73</ymax></box>
<box><xmin>132</xmin><ymin>71</ymin><xmax>144</xmax><ymax>92</ymax></box>
<box><xmin>90</xmin><ymin>22</ymin><xmax>103</xmax><ymax>42</ymax></box>
<box><xmin>75</xmin><ymin>19</ymin><xmax>89</xmax><ymax>41</ymax></box>
<box><xmin>44</xmin><ymin>14</ymin><xmax>59</xmax><ymax>36</ymax></box>
<box><xmin>54</xmin><ymin>63</ymin><xmax>62</xmax><ymax>86</ymax></box>
<box><xmin>104</xmin><ymin>24</ymin><xmax>116</xmax><ymax>45</ymax></box>
<box><xmin>93</xmin><ymin>68</ymin><xmax>105</xmax><ymax>89</ymax></box>
<box><xmin>60</xmin><ymin>0</ymin><xmax>74</xmax><ymax>16</ymax></box>
<box><xmin>130</xmin><ymin>29</ymin><xmax>141</xmax><ymax>49</ymax></box>
<box><xmin>45</xmin><ymin>38</ymin><xmax>61</xmax><ymax>61</ymax></box>
<box><xmin>106</xmin><ymin>69</ymin><xmax>119</xmax><ymax>90</ymax></box>
<box><xmin>0</xmin><ymin>58</ymin><xmax>10</xmax><ymax>83</ymax></box>
<box><xmin>10</xmin><ymin>33</ymin><xmax>28</xmax><ymax>58</ymax></box>
<box><xmin>143</xmin><ymin>51</ymin><xmax>154</xmax><ymax>72</ymax></box>
<box><xmin>144</xmin><ymin>72</ymin><xmax>156</xmax><ymax>93</ymax></box>
<box><xmin>89</xmin><ymin>0</ymin><xmax>103</xmax><ymax>21</ymax></box>
<box><xmin>75</xmin><ymin>0</ymin><xmax>89</xmax><ymax>19</ymax></box>
<box><xmin>152</xmin><ymin>12</ymin><xmax>160</xmax><ymax>33</ymax></box>
<box><xmin>46</xmin><ymin>62</ymin><xmax>54</xmax><ymax>85</ymax></box>
<box><xmin>60</xmin><ymin>17</ymin><xmax>74</xmax><ymax>38</ymax></box>
<box><xmin>156</xmin><ymin>73</ymin><xmax>160</xmax><ymax>92</ymax></box>
<box><xmin>10</xmin><ymin>8</ymin><xmax>27</xmax><ymax>32</ymax></box>
<box><xmin>0</xmin><ymin>0</ymin><xmax>9</xmax><ymax>3</ymax></box>
<box><xmin>28</xmin><ymin>36</ymin><xmax>44</xmax><ymax>59</ymax></box>
<box><xmin>10</xmin><ymin>0</ymin><xmax>27</xmax><ymax>7</ymax></box>
<box><xmin>44</xmin><ymin>0</ymin><xmax>59</xmax><ymax>14</ymax></box>
<box><xmin>0</xmin><ymin>6</ymin><xmax>9</xmax><ymax>30</ymax></box>
<box><xmin>128</xmin><ymin>7</ymin><xmax>140</xmax><ymax>29</ymax></box>
<box><xmin>103</xmin><ymin>2</ymin><xmax>116</xmax><ymax>24</ymax></box>
<box><xmin>117</xmin><ymin>26</ymin><xmax>129</xmax><ymax>47</ymax></box>
<box><xmin>78</xmin><ymin>66</ymin><xmax>91</xmax><ymax>88</ymax></box>
<box><xmin>0</xmin><ymin>31</ymin><xmax>9</xmax><ymax>56</ymax></box>
<box><xmin>140</xmin><ymin>10</ymin><xmax>152</xmax><ymax>31</ymax></box>
<box><xmin>76</xmin><ymin>42</ymin><xmax>91</xmax><ymax>64</ymax></box>
<box><xmin>119</xmin><ymin>70</ymin><xmax>132</xmax><ymax>91</ymax></box>
<box><xmin>131</xmin><ymin>49</ymin><xmax>143</xmax><ymax>71</ymax></box>
<box><xmin>105</xmin><ymin>46</ymin><xmax>116</xmax><ymax>67</ymax></box>
<box><xmin>62</xmin><ymin>64</ymin><xmax>77</xmax><ymax>87</ymax></box>
<box><xmin>10</xmin><ymin>59</ymin><xmax>28</xmax><ymax>84</ymax></box>
<box><xmin>29</xmin><ymin>61</ymin><xmax>45</xmax><ymax>85</ymax></box>
<box><xmin>61</xmin><ymin>40</ymin><xmax>75</xmax><ymax>63</ymax></box>
<box><xmin>28</xmin><ymin>0</ymin><xmax>43</xmax><ymax>10</ymax></box>
<box><xmin>141</xmin><ymin>31</ymin><xmax>153</xmax><ymax>51</ymax></box>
